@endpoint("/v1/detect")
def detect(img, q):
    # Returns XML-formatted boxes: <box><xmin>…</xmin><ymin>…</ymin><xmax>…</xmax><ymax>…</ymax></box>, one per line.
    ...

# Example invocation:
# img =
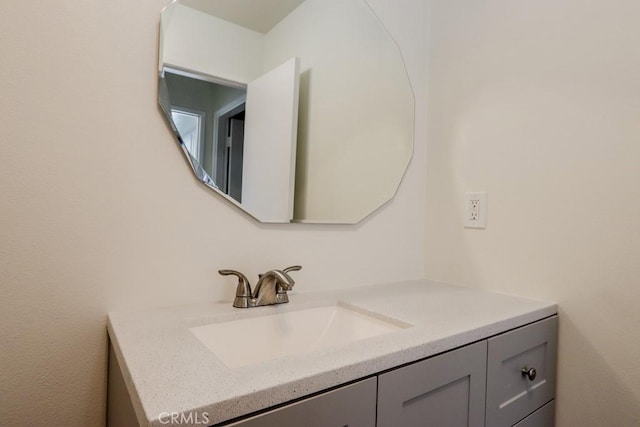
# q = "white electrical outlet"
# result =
<box><xmin>464</xmin><ymin>192</ymin><xmax>487</xmax><ymax>229</ymax></box>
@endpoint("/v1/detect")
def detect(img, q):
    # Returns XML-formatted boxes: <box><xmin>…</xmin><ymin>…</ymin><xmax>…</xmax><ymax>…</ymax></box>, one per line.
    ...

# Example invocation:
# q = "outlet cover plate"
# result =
<box><xmin>464</xmin><ymin>192</ymin><xmax>487</xmax><ymax>229</ymax></box>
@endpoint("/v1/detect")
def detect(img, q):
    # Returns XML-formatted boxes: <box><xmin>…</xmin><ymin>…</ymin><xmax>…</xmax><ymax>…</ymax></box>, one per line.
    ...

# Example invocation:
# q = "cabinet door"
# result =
<box><xmin>486</xmin><ymin>316</ymin><xmax>557</xmax><ymax>427</ymax></box>
<box><xmin>377</xmin><ymin>341</ymin><xmax>487</xmax><ymax>427</ymax></box>
<box><xmin>225</xmin><ymin>377</ymin><xmax>376</xmax><ymax>427</ymax></box>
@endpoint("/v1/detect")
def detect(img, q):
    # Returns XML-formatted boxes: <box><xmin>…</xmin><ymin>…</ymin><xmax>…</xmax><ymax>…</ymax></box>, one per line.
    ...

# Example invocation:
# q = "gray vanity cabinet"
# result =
<box><xmin>486</xmin><ymin>316</ymin><xmax>558</xmax><ymax>427</ymax></box>
<box><xmin>377</xmin><ymin>341</ymin><xmax>487</xmax><ymax>427</ymax></box>
<box><xmin>220</xmin><ymin>317</ymin><xmax>557</xmax><ymax>427</ymax></box>
<box><xmin>224</xmin><ymin>377</ymin><xmax>377</xmax><ymax>427</ymax></box>
<box><xmin>108</xmin><ymin>316</ymin><xmax>557</xmax><ymax>427</ymax></box>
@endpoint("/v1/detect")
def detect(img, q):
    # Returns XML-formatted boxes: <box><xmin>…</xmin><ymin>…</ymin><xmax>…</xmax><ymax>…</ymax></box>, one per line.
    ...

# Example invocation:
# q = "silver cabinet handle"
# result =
<box><xmin>521</xmin><ymin>367</ymin><xmax>537</xmax><ymax>381</ymax></box>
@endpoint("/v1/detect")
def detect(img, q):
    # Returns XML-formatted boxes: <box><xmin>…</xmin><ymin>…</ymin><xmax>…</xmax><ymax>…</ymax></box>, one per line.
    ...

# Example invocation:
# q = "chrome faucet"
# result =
<box><xmin>219</xmin><ymin>266</ymin><xmax>302</xmax><ymax>308</ymax></box>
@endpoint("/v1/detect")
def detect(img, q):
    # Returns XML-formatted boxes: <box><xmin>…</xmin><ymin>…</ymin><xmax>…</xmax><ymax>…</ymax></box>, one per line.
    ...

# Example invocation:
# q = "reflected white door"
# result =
<box><xmin>242</xmin><ymin>57</ymin><xmax>300</xmax><ymax>222</ymax></box>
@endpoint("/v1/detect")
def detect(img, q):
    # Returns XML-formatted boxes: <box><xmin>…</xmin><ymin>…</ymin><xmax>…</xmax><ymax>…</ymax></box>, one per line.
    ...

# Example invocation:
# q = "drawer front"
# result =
<box><xmin>224</xmin><ymin>377</ymin><xmax>376</xmax><ymax>427</ymax></box>
<box><xmin>377</xmin><ymin>341</ymin><xmax>487</xmax><ymax>427</ymax></box>
<box><xmin>486</xmin><ymin>316</ymin><xmax>558</xmax><ymax>427</ymax></box>
<box><xmin>513</xmin><ymin>400</ymin><xmax>555</xmax><ymax>427</ymax></box>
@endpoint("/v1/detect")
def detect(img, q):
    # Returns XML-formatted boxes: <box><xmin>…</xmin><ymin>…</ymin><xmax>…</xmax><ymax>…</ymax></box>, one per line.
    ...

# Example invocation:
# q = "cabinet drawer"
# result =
<box><xmin>377</xmin><ymin>341</ymin><xmax>487</xmax><ymax>427</ymax></box>
<box><xmin>223</xmin><ymin>377</ymin><xmax>376</xmax><ymax>427</ymax></box>
<box><xmin>486</xmin><ymin>316</ymin><xmax>558</xmax><ymax>427</ymax></box>
<box><xmin>513</xmin><ymin>400</ymin><xmax>555</xmax><ymax>427</ymax></box>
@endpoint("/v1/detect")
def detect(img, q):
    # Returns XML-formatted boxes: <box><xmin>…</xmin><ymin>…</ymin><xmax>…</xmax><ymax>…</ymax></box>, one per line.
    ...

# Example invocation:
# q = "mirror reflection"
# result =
<box><xmin>165</xmin><ymin>71</ymin><xmax>248</xmax><ymax>202</ymax></box>
<box><xmin>158</xmin><ymin>0</ymin><xmax>414</xmax><ymax>223</ymax></box>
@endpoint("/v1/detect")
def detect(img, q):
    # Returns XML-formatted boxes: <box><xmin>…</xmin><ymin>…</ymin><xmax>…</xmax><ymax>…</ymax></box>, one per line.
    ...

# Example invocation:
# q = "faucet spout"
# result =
<box><xmin>253</xmin><ymin>269</ymin><xmax>295</xmax><ymax>306</ymax></box>
<box><xmin>219</xmin><ymin>266</ymin><xmax>301</xmax><ymax>308</ymax></box>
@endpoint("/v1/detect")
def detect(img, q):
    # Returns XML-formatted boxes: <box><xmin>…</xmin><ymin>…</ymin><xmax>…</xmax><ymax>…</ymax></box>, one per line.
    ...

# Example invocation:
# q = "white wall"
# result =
<box><xmin>162</xmin><ymin>3</ymin><xmax>264</xmax><ymax>83</ymax></box>
<box><xmin>425</xmin><ymin>1</ymin><xmax>640</xmax><ymax>425</ymax></box>
<box><xmin>0</xmin><ymin>0</ymin><xmax>428</xmax><ymax>425</ymax></box>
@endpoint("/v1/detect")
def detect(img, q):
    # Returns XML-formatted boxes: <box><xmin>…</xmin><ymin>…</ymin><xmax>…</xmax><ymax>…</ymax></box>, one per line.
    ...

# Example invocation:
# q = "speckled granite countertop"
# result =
<box><xmin>107</xmin><ymin>280</ymin><xmax>557</xmax><ymax>426</ymax></box>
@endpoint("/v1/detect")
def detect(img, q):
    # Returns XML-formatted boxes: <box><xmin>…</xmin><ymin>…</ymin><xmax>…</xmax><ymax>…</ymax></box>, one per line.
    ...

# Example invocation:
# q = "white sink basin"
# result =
<box><xmin>190</xmin><ymin>304</ymin><xmax>411</xmax><ymax>368</ymax></box>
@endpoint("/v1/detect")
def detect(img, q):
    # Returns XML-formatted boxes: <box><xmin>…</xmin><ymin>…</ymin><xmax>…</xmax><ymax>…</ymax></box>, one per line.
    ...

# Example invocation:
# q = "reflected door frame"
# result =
<box><xmin>213</xmin><ymin>96</ymin><xmax>247</xmax><ymax>200</ymax></box>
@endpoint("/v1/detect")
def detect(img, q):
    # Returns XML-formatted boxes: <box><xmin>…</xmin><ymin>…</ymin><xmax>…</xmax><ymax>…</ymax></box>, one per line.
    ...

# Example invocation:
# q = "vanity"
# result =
<box><xmin>107</xmin><ymin>280</ymin><xmax>557</xmax><ymax>426</ymax></box>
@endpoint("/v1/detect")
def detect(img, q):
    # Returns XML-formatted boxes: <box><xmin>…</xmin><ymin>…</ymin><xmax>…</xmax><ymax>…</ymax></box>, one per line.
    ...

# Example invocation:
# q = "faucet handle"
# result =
<box><xmin>274</xmin><ymin>266</ymin><xmax>301</xmax><ymax>304</ymax></box>
<box><xmin>218</xmin><ymin>270</ymin><xmax>252</xmax><ymax>308</ymax></box>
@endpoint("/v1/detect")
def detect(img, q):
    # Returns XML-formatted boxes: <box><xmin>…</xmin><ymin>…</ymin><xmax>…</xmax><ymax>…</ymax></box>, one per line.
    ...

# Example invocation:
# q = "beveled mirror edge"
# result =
<box><xmin>362</xmin><ymin>0</ymin><xmax>417</xmax><ymax>223</ymax></box>
<box><xmin>157</xmin><ymin>0</ymin><xmax>416</xmax><ymax>225</ymax></box>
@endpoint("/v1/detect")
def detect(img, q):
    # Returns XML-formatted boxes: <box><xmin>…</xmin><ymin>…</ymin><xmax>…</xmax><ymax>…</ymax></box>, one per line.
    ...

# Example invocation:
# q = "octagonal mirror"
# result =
<box><xmin>158</xmin><ymin>0</ymin><xmax>414</xmax><ymax>223</ymax></box>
